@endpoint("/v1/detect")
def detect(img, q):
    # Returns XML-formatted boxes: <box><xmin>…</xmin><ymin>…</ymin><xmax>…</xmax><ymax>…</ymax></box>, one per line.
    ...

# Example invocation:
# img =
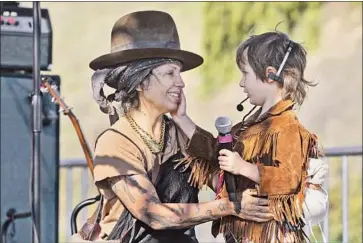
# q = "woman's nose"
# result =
<box><xmin>175</xmin><ymin>76</ymin><xmax>185</xmax><ymax>88</ymax></box>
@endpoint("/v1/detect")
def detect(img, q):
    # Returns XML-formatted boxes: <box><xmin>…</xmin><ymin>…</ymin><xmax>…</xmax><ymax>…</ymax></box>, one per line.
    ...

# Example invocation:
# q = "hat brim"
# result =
<box><xmin>89</xmin><ymin>48</ymin><xmax>203</xmax><ymax>72</ymax></box>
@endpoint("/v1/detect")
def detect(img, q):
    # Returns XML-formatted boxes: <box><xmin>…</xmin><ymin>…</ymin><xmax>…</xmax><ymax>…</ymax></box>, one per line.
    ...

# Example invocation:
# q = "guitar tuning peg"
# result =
<box><xmin>51</xmin><ymin>84</ymin><xmax>59</xmax><ymax>91</ymax></box>
<box><xmin>40</xmin><ymin>86</ymin><xmax>48</xmax><ymax>93</ymax></box>
<box><xmin>58</xmin><ymin>107</ymin><xmax>73</xmax><ymax>114</ymax></box>
<box><xmin>58</xmin><ymin>108</ymin><xmax>69</xmax><ymax>114</ymax></box>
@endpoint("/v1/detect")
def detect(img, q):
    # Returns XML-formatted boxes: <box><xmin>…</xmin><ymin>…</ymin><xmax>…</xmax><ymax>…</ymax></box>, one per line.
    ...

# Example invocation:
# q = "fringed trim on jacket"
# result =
<box><xmin>173</xmin><ymin>99</ymin><xmax>321</xmax><ymax>242</ymax></box>
<box><xmin>213</xmin><ymin>124</ymin><xmax>319</xmax><ymax>242</ymax></box>
<box><xmin>173</xmin><ymin>155</ymin><xmax>220</xmax><ymax>189</ymax></box>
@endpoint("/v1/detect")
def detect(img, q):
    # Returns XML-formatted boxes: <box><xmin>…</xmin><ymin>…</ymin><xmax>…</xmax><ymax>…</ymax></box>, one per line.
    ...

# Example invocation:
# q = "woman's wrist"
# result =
<box><xmin>172</xmin><ymin>114</ymin><xmax>188</xmax><ymax>124</ymax></box>
<box><xmin>217</xmin><ymin>198</ymin><xmax>240</xmax><ymax>216</ymax></box>
<box><xmin>172</xmin><ymin>115</ymin><xmax>196</xmax><ymax>139</ymax></box>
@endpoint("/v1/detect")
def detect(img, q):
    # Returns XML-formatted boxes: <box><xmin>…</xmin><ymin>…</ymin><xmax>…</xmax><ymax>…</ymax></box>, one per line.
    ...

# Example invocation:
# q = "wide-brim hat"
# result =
<box><xmin>89</xmin><ymin>10</ymin><xmax>203</xmax><ymax>71</ymax></box>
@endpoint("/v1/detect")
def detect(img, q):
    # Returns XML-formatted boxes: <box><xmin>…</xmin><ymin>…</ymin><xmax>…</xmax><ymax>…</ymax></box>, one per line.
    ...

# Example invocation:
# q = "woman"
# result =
<box><xmin>72</xmin><ymin>10</ymin><xmax>273</xmax><ymax>243</ymax></box>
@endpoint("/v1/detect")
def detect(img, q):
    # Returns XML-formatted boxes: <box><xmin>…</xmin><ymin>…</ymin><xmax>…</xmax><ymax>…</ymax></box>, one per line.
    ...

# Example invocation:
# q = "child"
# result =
<box><xmin>172</xmin><ymin>31</ymin><xmax>325</xmax><ymax>242</ymax></box>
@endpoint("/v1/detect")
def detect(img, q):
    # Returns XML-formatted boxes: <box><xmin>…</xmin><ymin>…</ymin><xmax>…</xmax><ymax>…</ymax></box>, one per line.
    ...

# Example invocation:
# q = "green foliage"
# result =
<box><xmin>200</xmin><ymin>2</ymin><xmax>323</xmax><ymax>97</ymax></box>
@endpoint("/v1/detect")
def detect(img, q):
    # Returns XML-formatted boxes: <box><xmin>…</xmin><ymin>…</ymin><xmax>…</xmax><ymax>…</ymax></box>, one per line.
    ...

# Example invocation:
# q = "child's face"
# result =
<box><xmin>238</xmin><ymin>50</ymin><xmax>280</xmax><ymax>107</ymax></box>
<box><xmin>238</xmin><ymin>65</ymin><xmax>269</xmax><ymax>107</ymax></box>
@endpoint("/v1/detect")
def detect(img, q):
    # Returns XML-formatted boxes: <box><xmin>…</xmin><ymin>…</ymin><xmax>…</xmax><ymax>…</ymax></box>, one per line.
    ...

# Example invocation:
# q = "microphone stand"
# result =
<box><xmin>31</xmin><ymin>2</ymin><xmax>42</xmax><ymax>243</ymax></box>
<box><xmin>1</xmin><ymin>209</ymin><xmax>32</xmax><ymax>243</ymax></box>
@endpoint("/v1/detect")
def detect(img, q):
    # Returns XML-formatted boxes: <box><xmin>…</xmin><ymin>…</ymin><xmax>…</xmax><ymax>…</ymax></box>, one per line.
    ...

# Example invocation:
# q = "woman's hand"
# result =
<box><xmin>170</xmin><ymin>89</ymin><xmax>187</xmax><ymax>118</ymax></box>
<box><xmin>170</xmin><ymin>90</ymin><xmax>196</xmax><ymax>139</ymax></box>
<box><xmin>235</xmin><ymin>189</ymin><xmax>273</xmax><ymax>222</ymax></box>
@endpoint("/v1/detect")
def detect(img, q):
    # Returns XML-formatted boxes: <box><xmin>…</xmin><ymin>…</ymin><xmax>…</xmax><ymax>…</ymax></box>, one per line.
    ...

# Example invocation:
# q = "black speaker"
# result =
<box><xmin>0</xmin><ymin>73</ymin><xmax>60</xmax><ymax>243</ymax></box>
<box><xmin>0</xmin><ymin>3</ymin><xmax>53</xmax><ymax>71</ymax></box>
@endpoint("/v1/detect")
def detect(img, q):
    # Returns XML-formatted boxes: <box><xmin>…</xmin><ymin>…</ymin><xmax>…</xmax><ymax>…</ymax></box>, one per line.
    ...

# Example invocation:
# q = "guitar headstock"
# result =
<box><xmin>41</xmin><ymin>77</ymin><xmax>71</xmax><ymax>114</ymax></box>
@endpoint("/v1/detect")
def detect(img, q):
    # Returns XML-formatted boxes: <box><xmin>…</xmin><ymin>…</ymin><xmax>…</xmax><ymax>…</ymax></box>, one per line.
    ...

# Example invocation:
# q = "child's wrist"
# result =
<box><xmin>238</xmin><ymin>158</ymin><xmax>246</xmax><ymax>176</ymax></box>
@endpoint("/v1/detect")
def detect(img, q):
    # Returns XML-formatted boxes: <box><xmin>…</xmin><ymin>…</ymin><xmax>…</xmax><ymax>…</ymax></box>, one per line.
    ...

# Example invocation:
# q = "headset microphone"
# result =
<box><xmin>236</xmin><ymin>97</ymin><xmax>249</xmax><ymax>112</ymax></box>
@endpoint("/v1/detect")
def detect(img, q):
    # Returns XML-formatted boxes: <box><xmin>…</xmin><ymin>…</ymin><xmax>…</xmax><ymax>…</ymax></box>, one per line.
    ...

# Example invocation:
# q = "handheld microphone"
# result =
<box><xmin>215</xmin><ymin>116</ymin><xmax>237</xmax><ymax>202</ymax></box>
<box><xmin>236</xmin><ymin>97</ymin><xmax>249</xmax><ymax>112</ymax></box>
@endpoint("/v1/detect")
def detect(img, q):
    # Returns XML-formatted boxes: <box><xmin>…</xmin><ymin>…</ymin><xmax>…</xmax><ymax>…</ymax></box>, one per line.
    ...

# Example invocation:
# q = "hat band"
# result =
<box><xmin>111</xmin><ymin>40</ymin><xmax>180</xmax><ymax>53</ymax></box>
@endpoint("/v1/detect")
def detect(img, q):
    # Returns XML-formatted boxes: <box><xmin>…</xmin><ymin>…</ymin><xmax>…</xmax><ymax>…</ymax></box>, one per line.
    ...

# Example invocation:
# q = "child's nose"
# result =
<box><xmin>239</xmin><ymin>78</ymin><xmax>245</xmax><ymax>87</ymax></box>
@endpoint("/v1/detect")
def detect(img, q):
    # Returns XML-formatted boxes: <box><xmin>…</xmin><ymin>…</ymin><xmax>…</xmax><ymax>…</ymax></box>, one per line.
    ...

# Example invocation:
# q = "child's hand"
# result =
<box><xmin>218</xmin><ymin>149</ymin><xmax>244</xmax><ymax>175</ymax></box>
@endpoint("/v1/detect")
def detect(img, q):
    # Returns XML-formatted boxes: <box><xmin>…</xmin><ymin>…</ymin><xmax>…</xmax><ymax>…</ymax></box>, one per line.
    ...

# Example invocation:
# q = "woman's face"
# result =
<box><xmin>139</xmin><ymin>62</ymin><xmax>185</xmax><ymax>114</ymax></box>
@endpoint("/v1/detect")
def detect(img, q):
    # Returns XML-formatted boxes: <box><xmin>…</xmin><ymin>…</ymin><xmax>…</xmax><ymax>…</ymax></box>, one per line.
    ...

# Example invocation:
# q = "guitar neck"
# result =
<box><xmin>68</xmin><ymin>112</ymin><xmax>95</xmax><ymax>175</ymax></box>
<box><xmin>42</xmin><ymin>78</ymin><xmax>96</xmax><ymax>177</ymax></box>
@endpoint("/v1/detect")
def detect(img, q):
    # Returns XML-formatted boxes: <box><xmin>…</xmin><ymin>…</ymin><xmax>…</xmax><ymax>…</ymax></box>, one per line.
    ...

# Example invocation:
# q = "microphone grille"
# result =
<box><xmin>215</xmin><ymin>116</ymin><xmax>232</xmax><ymax>134</ymax></box>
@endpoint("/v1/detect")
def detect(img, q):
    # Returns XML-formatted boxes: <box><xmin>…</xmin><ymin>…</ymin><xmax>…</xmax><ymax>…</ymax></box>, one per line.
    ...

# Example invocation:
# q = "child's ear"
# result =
<box><xmin>265</xmin><ymin>66</ymin><xmax>278</xmax><ymax>83</ymax></box>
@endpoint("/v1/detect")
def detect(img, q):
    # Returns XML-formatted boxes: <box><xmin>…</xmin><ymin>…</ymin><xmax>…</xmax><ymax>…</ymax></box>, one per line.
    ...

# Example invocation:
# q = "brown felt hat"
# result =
<box><xmin>89</xmin><ymin>10</ymin><xmax>203</xmax><ymax>71</ymax></box>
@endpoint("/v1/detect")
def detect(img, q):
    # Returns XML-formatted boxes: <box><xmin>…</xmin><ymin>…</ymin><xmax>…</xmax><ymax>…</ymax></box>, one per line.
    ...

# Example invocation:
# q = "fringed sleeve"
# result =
<box><xmin>186</xmin><ymin>126</ymin><xmax>218</xmax><ymax>161</ymax></box>
<box><xmin>175</xmin><ymin>122</ymin><xmax>244</xmax><ymax>189</ymax></box>
<box><xmin>174</xmin><ymin>126</ymin><xmax>221</xmax><ymax>189</ymax></box>
<box><xmin>256</xmin><ymin>123</ymin><xmax>319</xmax><ymax>234</ymax></box>
<box><xmin>185</xmin><ymin>122</ymin><xmax>243</xmax><ymax>160</ymax></box>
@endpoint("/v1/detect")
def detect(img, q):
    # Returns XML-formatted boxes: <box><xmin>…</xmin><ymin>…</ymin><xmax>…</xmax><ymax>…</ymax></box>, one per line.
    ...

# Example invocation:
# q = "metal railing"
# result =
<box><xmin>59</xmin><ymin>159</ymin><xmax>90</xmax><ymax>240</ymax></box>
<box><xmin>59</xmin><ymin>146</ymin><xmax>362</xmax><ymax>243</ymax></box>
<box><xmin>321</xmin><ymin>146</ymin><xmax>362</xmax><ymax>243</ymax></box>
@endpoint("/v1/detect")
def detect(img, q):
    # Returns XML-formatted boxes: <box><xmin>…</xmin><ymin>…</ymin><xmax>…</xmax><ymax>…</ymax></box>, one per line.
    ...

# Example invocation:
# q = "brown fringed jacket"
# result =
<box><xmin>177</xmin><ymin>99</ymin><xmax>319</xmax><ymax>243</ymax></box>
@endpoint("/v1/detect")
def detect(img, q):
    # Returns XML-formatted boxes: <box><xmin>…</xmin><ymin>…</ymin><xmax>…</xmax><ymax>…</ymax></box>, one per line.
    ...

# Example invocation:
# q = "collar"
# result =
<box><xmin>266</xmin><ymin>99</ymin><xmax>295</xmax><ymax>116</ymax></box>
<box><xmin>244</xmin><ymin>99</ymin><xmax>295</xmax><ymax>127</ymax></box>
